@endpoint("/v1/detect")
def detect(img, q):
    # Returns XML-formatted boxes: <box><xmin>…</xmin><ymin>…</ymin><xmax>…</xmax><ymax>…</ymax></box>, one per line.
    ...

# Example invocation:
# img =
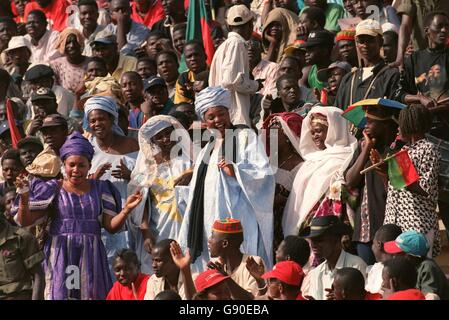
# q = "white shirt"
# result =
<box><xmin>209</xmin><ymin>32</ymin><xmax>259</xmax><ymax>126</ymax></box>
<box><xmin>365</xmin><ymin>262</ymin><xmax>384</xmax><ymax>294</ymax></box>
<box><xmin>25</xmin><ymin>29</ymin><xmax>61</xmax><ymax>65</ymax></box>
<box><xmin>144</xmin><ymin>272</ymin><xmax>188</xmax><ymax>300</ymax></box>
<box><xmin>81</xmin><ymin>25</ymin><xmax>105</xmax><ymax>57</ymax></box>
<box><xmin>305</xmin><ymin>250</ymin><xmax>368</xmax><ymax>300</ymax></box>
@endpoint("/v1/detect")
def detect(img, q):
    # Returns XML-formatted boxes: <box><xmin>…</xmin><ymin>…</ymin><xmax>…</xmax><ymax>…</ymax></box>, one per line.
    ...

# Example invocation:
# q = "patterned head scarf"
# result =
<box><xmin>195</xmin><ymin>86</ymin><xmax>231</xmax><ymax>121</ymax></box>
<box><xmin>83</xmin><ymin>96</ymin><xmax>125</xmax><ymax>136</ymax></box>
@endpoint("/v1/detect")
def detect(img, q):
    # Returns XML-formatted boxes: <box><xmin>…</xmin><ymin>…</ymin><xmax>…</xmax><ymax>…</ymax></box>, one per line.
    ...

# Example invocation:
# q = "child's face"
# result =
<box><xmin>113</xmin><ymin>258</ymin><xmax>139</xmax><ymax>286</ymax></box>
<box><xmin>2</xmin><ymin>159</ymin><xmax>23</xmax><ymax>183</ymax></box>
<box><xmin>310</xmin><ymin>123</ymin><xmax>328</xmax><ymax>150</ymax></box>
<box><xmin>4</xmin><ymin>191</ymin><xmax>16</xmax><ymax>214</ymax></box>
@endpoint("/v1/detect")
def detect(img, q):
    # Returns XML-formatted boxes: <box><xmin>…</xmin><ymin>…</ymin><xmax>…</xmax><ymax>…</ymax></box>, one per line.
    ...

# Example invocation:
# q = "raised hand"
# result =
<box><xmin>170</xmin><ymin>241</ymin><xmax>191</xmax><ymax>270</ymax></box>
<box><xmin>124</xmin><ymin>191</ymin><xmax>143</xmax><ymax>212</ymax></box>
<box><xmin>91</xmin><ymin>163</ymin><xmax>112</xmax><ymax>180</ymax></box>
<box><xmin>245</xmin><ymin>256</ymin><xmax>265</xmax><ymax>281</ymax></box>
<box><xmin>207</xmin><ymin>260</ymin><xmax>228</xmax><ymax>276</ymax></box>
<box><xmin>15</xmin><ymin>173</ymin><xmax>29</xmax><ymax>191</ymax></box>
<box><xmin>370</xmin><ymin>149</ymin><xmax>387</xmax><ymax>174</ymax></box>
<box><xmin>111</xmin><ymin>159</ymin><xmax>131</xmax><ymax>180</ymax></box>
<box><xmin>325</xmin><ymin>288</ymin><xmax>336</xmax><ymax>300</ymax></box>
<box><xmin>362</xmin><ymin>130</ymin><xmax>376</xmax><ymax>151</ymax></box>
<box><xmin>218</xmin><ymin>158</ymin><xmax>235</xmax><ymax>178</ymax></box>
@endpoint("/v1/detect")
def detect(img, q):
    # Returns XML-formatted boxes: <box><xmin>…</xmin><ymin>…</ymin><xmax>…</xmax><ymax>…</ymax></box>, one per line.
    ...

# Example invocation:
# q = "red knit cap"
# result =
<box><xmin>212</xmin><ymin>218</ymin><xmax>243</xmax><ymax>234</ymax></box>
<box><xmin>336</xmin><ymin>29</ymin><xmax>356</xmax><ymax>42</ymax></box>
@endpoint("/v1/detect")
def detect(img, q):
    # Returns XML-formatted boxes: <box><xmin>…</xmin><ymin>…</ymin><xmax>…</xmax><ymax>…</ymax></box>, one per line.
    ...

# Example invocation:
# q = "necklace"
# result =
<box><xmin>99</xmin><ymin>136</ymin><xmax>114</xmax><ymax>153</ymax></box>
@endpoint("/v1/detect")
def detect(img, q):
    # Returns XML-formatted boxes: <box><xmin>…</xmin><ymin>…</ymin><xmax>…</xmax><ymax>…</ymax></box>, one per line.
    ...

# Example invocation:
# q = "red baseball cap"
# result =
<box><xmin>262</xmin><ymin>261</ymin><xmax>304</xmax><ymax>286</ymax></box>
<box><xmin>195</xmin><ymin>269</ymin><xmax>230</xmax><ymax>293</ymax></box>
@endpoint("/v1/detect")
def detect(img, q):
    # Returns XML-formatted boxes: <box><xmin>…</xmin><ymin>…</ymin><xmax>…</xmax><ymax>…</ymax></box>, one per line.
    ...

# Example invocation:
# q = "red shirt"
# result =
<box><xmin>131</xmin><ymin>1</ymin><xmax>165</xmax><ymax>29</ymax></box>
<box><xmin>24</xmin><ymin>0</ymin><xmax>68</xmax><ymax>32</ymax></box>
<box><xmin>106</xmin><ymin>273</ymin><xmax>150</xmax><ymax>300</ymax></box>
<box><xmin>365</xmin><ymin>292</ymin><xmax>382</xmax><ymax>300</ymax></box>
<box><xmin>386</xmin><ymin>289</ymin><xmax>426</xmax><ymax>300</ymax></box>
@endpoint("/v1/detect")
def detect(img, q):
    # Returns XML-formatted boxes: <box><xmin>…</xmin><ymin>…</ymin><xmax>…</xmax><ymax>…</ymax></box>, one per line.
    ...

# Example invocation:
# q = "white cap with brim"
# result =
<box><xmin>4</xmin><ymin>36</ymin><xmax>31</xmax><ymax>53</ymax></box>
<box><xmin>227</xmin><ymin>4</ymin><xmax>254</xmax><ymax>26</ymax></box>
<box><xmin>355</xmin><ymin>19</ymin><xmax>382</xmax><ymax>37</ymax></box>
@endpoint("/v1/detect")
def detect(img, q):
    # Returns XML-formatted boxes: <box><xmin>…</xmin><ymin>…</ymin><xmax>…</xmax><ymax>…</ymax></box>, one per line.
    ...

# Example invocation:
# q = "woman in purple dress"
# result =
<box><xmin>13</xmin><ymin>132</ymin><xmax>142</xmax><ymax>300</ymax></box>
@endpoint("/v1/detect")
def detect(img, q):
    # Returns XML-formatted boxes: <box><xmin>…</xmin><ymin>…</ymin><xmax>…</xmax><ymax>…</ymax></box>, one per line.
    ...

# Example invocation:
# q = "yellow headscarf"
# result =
<box><xmin>262</xmin><ymin>8</ymin><xmax>299</xmax><ymax>63</ymax></box>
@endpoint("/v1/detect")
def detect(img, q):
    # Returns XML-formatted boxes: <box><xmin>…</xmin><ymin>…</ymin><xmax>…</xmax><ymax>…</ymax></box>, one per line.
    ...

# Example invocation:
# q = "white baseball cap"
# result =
<box><xmin>227</xmin><ymin>5</ymin><xmax>254</xmax><ymax>26</ymax></box>
<box><xmin>356</xmin><ymin>19</ymin><xmax>382</xmax><ymax>37</ymax></box>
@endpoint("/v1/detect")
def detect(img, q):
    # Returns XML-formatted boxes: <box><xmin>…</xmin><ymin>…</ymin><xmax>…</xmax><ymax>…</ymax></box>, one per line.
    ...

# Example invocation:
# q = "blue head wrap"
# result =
<box><xmin>59</xmin><ymin>131</ymin><xmax>95</xmax><ymax>162</ymax></box>
<box><xmin>83</xmin><ymin>96</ymin><xmax>125</xmax><ymax>136</ymax></box>
<box><xmin>140</xmin><ymin>120</ymin><xmax>173</xmax><ymax>142</ymax></box>
<box><xmin>195</xmin><ymin>86</ymin><xmax>231</xmax><ymax>120</ymax></box>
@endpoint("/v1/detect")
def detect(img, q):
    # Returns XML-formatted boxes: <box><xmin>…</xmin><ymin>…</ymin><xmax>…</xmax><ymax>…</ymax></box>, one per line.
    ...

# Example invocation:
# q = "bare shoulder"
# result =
<box><xmin>117</xmin><ymin>135</ymin><xmax>140</xmax><ymax>153</ymax></box>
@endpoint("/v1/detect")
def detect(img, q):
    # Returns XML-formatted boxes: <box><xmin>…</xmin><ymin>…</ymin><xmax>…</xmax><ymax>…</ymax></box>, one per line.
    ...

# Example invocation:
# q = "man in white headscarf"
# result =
<box><xmin>178</xmin><ymin>86</ymin><xmax>275</xmax><ymax>273</ymax></box>
<box><xmin>127</xmin><ymin>115</ymin><xmax>193</xmax><ymax>274</ymax></box>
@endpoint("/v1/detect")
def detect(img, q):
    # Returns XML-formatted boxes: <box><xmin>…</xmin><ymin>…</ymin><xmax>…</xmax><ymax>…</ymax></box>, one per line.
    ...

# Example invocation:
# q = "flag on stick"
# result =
<box><xmin>386</xmin><ymin>149</ymin><xmax>420</xmax><ymax>189</ymax></box>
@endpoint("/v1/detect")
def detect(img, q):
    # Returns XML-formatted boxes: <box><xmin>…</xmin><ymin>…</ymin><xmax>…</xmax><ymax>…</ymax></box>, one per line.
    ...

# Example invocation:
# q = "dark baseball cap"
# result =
<box><xmin>31</xmin><ymin>87</ymin><xmax>57</xmax><ymax>103</ymax></box>
<box><xmin>17</xmin><ymin>136</ymin><xmax>43</xmax><ymax>149</ymax></box>
<box><xmin>91</xmin><ymin>31</ymin><xmax>117</xmax><ymax>47</ymax></box>
<box><xmin>39</xmin><ymin>114</ymin><xmax>68</xmax><ymax>129</ymax></box>
<box><xmin>317</xmin><ymin>61</ymin><xmax>352</xmax><ymax>82</ymax></box>
<box><xmin>302</xmin><ymin>30</ymin><xmax>335</xmax><ymax>48</ymax></box>
<box><xmin>24</xmin><ymin>64</ymin><xmax>55</xmax><ymax>81</ymax></box>
<box><xmin>144</xmin><ymin>76</ymin><xmax>167</xmax><ymax>91</ymax></box>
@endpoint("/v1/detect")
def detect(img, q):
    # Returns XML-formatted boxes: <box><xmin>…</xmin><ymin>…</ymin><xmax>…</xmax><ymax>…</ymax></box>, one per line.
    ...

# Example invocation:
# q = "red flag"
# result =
<box><xmin>6</xmin><ymin>99</ymin><xmax>22</xmax><ymax>148</ymax></box>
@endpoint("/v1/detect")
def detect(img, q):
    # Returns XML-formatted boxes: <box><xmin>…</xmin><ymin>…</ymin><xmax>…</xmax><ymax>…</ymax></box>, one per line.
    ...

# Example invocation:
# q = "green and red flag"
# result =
<box><xmin>386</xmin><ymin>149</ymin><xmax>420</xmax><ymax>190</ymax></box>
<box><xmin>186</xmin><ymin>0</ymin><xmax>215</xmax><ymax>66</ymax></box>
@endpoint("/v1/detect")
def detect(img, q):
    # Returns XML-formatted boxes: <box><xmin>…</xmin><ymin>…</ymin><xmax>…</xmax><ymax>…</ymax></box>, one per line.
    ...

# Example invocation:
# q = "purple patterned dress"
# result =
<box><xmin>13</xmin><ymin>177</ymin><xmax>122</xmax><ymax>300</ymax></box>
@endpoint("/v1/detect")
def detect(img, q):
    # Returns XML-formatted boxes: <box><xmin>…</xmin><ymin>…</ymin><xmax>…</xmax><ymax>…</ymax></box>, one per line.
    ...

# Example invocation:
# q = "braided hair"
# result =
<box><xmin>398</xmin><ymin>104</ymin><xmax>433</xmax><ymax>137</ymax></box>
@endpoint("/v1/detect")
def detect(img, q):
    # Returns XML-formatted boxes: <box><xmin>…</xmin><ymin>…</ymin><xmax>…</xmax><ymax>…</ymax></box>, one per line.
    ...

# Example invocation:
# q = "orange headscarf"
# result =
<box><xmin>56</xmin><ymin>28</ymin><xmax>85</xmax><ymax>55</ymax></box>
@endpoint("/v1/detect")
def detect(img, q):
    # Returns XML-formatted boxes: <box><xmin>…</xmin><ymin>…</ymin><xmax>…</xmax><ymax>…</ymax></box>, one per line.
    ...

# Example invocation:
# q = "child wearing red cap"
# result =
<box><xmin>261</xmin><ymin>260</ymin><xmax>305</xmax><ymax>300</ymax></box>
<box><xmin>193</xmin><ymin>269</ymin><xmax>232</xmax><ymax>300</ymax></box>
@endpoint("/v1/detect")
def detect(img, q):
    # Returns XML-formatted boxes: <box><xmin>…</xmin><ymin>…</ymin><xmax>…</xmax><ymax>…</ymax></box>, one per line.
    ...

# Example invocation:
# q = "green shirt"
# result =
<box><xmin>300</xmin><ymin>3</ymin><xmax>344</xmax><ymax>33</ymax></box>
<box><xmin>0</xmin><ymin>220</ymin><xmax>44</xmax><ymax>299</ymax></box>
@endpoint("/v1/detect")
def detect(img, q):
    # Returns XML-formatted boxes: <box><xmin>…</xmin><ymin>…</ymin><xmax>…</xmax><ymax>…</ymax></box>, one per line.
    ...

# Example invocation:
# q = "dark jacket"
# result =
<box><xmin>334</xmin><ymin>60</ymin><xmax>400</xmax><ymax>110</ymax></box>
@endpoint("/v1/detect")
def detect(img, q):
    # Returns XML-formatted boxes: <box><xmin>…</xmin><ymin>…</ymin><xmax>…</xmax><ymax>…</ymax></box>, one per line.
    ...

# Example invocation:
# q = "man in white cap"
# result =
<box><xmin>208</xmin><ymin>5</ymin><xmax>263</xmax><ymax>127</ymax></box>
<box><xmin>3</xmin><ymin>36</ymin><xmax>31</xmax><ymax>83</ymax></box>
<box><xmin>335</xmin><ymin>19</ymin><xmax>400</xmax><ymax>111</ymax></box>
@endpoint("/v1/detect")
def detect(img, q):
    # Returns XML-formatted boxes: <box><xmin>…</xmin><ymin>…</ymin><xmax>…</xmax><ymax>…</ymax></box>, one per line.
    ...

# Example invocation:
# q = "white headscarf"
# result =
<box><xmin>129</xmin><ymin>115</ymin><xmax>193</xmax><ymax>189</ymax></box>
<box><xmin>195</xmin><ymin>86</ymin><xmax>231</xmax><ymax>120</ymax></box>
<box><xmin>282</xmin><ymin>106</ymin><xmax>357</xmax><ymax>236</ymax></box>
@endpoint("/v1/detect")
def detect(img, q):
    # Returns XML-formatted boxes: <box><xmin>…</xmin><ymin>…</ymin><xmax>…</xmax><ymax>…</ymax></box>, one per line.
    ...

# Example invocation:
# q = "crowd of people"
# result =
<box><xmin>0</xmin><ymin>0</ymin><xmax>449</xmax><ymax>301</ymax></box>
